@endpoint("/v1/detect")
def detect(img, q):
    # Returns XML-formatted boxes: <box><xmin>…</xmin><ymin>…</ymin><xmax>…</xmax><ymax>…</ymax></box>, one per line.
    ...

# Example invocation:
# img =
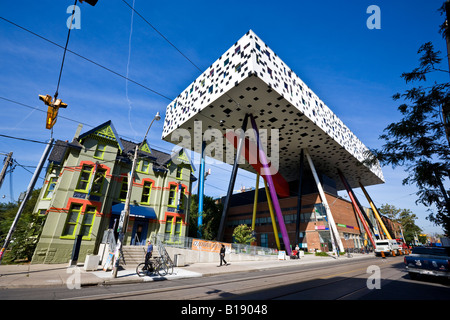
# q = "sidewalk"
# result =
<box><xmin>0</xmin><ymin>253</ymin><xmax>376</xmax><ymax>289</ymax></box>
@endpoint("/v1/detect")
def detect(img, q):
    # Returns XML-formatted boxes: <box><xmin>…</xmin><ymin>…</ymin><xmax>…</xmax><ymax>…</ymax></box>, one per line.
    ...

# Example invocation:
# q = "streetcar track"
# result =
<box><xmin>64</xmin><ymin>257</ymin><xmax>399</xmax><ymax>300</ymax></box>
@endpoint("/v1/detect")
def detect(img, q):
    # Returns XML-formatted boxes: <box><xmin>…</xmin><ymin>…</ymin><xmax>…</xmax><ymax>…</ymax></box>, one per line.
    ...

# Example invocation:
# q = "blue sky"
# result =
<box><xmin>0</xmin><ymin>0</ymin><xmax>447</xmax><ymax>235</ymax></box>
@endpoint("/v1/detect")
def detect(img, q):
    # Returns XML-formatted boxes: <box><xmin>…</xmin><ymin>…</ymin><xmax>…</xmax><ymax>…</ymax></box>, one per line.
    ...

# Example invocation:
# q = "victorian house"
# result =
<box><xmin>31</xmin><ymin>121</ymin><xmax>194</xmax><ymax>264</ymax></box>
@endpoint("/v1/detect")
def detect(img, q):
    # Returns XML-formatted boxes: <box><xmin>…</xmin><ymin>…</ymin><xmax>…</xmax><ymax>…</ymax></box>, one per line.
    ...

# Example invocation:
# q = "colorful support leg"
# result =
<box><xmin>249</xmin><ymin>114</ymin><xmax>292</xmax><ymax>256</ymax></box>
<box><xmin>338</xmin><ymin>170</ymin><xmax>376</xmax><ymax>248</ymax></box>
<box><xmin>197</xmin><ymin>141</ymin><xmax>206</xmax><ymax>238</ymax></box>
<box><xmin>217</xmin><ymin>114</ymin><xmax>249</xmax><ymax>241</ymax></box>
<box><xmin>359</xmin><ymin>182</ymin><xmax>392</xmax><ymax>240</ymax></box>
<box><xmin>252</xmin><ymin>172</ymin><xmax>260</xmax><ymax>231</ymax></box>
<box><xmin>264</xmin><ymin>179</ymin><xmax>281</xmax><ymax>250</ymax></box>
<box><xmin>305</xmin><ymin>149</ymin><xmax>344</xmax><ymax>252</ymax></box>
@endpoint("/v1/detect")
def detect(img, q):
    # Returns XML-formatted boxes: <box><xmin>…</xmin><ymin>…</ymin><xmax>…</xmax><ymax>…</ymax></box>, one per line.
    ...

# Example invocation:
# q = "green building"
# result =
<box><xmin>31</xmin><ymin>121</ymin><xmax>195</xmax><ymax>264</ymax></box>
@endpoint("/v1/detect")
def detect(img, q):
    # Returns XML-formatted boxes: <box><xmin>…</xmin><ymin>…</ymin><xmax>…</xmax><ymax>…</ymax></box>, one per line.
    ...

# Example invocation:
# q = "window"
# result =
<box><xmin>176</xmin><ymin>166</ymin><xmax>182</xmax><ymax>180</ymax></box>
<box><xmin>119</xmin><ymin>177</ymin><xmax>128</xmax><ymax>200</ymax></box>
<box><xmin>94</xmin><ymin>143</ymin><xmax>106</xmax><ymax>159</ymax></box>
<box><xmin>90</xmin><ymin>168</ymin><xmax>106</xmax><ymax>195</ymax></box>
<box><xmin>179</xmin><ymin>186</ymin><xmax>186</xmax><ymax>210</ymax></box>
<box><xmin>168</xmin><ymin>185</ymin><xmax>177</xmax><ymax>206</ymax></box>
<box><xmin>138</xmin><ymin>159</ymin><xmax>150</xmax><ymax>173</ymax></box>
<box><xmin>141</xmin><ymin>181</ymin><xmax>152</xmax><ymax>204</ymax></box>
<box><xmin>80</xmin><ymin>206</ymin><xmax>96</xmax><ymax>238</ymax></box>
<box><xmin>235</xmin><ymin>63</ymin><xmax>241</xmax><ymax>73</ymax></box>
<box><xmin>261</xmin><ymin>233</ymin><xmax>268</xmax><ymax>247</ymax></box>
<box><xmin>76</xmin><ymin>165</ymin><xmax>93</xmax><ymax>192</ymax></box>
<box><xmin>165</xmin><ymin>216</ymin><xmax>174</xmax><ymax>235</ymax></box>
<box><xmin>175</xmin><ymin>217</ymin><xmax>182</xmax><ymax>235</ymax></box>
<box><xmin>43</xmin><ymin>177</ymin><xmax>58</xmax><ymax>199</ymax></box>
<box><xmin>62</xmin><ymin>204</ymin><xmax>82</xmax><ymax>237</ymax></box>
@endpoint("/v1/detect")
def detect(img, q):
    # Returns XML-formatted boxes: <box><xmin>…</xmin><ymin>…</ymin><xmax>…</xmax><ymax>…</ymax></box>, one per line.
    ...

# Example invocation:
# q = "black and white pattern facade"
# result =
<box><xmin>162</xmin><ymin>30</ymin><xmax>384</xmax><ymax>190</ymax></box>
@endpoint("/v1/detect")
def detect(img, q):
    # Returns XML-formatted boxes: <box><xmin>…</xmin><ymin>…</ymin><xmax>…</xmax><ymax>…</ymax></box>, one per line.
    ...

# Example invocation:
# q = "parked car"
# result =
<box><xmin>374</xmin><ymin>239</ymin><xmax>400</xmax><ymax>256</ymax></box>
<box><xmin>404</xmin><ymin>246</ymin><xmax>450</xmax><ymax>280</ymax></box>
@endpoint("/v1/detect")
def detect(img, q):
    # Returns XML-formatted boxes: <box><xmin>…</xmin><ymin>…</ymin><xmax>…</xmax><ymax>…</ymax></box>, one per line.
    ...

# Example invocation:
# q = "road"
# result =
<box><xmin>1</xmin><ymin>256</ymin><xmax>449</xmax><ymax>302</ymax></box>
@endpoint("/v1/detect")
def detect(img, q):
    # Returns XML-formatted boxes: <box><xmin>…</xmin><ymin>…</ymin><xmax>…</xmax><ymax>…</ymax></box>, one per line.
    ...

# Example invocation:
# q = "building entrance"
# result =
<box><xmin>131</xmin><ymin>218</ymin><xmax>148</xmax><ymax>245</ymax></box>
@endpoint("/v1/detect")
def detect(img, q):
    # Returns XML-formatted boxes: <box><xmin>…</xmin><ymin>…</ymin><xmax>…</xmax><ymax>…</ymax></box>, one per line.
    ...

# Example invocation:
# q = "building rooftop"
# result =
<box><xmin>161</xmin><ymin>30</ymin><xmax>384</xmax><ymax>191</ymax></box>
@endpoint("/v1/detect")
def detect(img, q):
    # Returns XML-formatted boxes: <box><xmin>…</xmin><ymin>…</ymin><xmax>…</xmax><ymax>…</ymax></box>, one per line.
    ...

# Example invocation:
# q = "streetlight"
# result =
<box><xmin>112</xmin><ymin>112</ymin><xmax>161</xmax><ymax>278</ymax></box>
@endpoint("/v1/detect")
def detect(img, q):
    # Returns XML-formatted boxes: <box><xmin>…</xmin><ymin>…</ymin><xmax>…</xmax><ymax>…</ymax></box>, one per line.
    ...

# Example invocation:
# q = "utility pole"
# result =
<box><xmin>111</xmin><ymin>145</ymin><xmax>138</xmax><ymax>278</ymax></box>
<box><xmin>0</xmin><ymin>139</ymin><xmax>54</xmax><ymax>264</ymax></box>
<box><xmin>111</xmin><ymin>112</ymin><xmax>160</xmax><ymax>278</ymax></box>
<box><xmin>0</xmin><ymin>152</ymin><xmax>13</xmax><ymax>190</ymax></box>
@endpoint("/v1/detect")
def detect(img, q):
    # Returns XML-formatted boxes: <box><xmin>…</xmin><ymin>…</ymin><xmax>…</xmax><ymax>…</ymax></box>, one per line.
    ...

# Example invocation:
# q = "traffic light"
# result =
<box><xmin>39</xmin><ymin>94</ymin><xmax>67</xmax><ymax>130</ymax></box>
<box><xmin>79</xmin><ymin>0</ymin><xmax>98</xmax><ymax>6</ymax></box>
<box><xmin>39</xmin><ymin>94</ymin><xmax>52</xmax><ymax>106</ymax></box>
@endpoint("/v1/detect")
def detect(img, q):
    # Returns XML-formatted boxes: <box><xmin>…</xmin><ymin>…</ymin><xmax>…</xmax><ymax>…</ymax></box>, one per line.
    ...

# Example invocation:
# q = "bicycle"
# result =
<box><xmin>136</xmin><ymin>256</ymin><xmax>169</xmax><ymax>277</ymax></box>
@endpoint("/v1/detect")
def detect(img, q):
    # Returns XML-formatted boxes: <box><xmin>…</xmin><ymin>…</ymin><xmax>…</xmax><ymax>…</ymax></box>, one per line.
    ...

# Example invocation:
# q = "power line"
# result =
<box><xmin>0</xmin><ymin>16</ymin><xmax>173</xmax><ymax>101</ymax></box>
<box><xmin>120</xmin><ymin>0</ymin><xmax>202</xmax><ymax>73</ymax></box>
<box><xmin>54</xmin><ymin>0</ymin><xmax>77</xmax><ymax>100</ymax></box>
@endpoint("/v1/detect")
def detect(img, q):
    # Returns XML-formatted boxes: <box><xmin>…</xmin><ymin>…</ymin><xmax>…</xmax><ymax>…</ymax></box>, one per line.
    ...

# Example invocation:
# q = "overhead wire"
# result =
<box><xmin>0</xmin><ymin>16</ymin><xmax>173</xmax><ymax>102</ymax></box>
<box><xmin>0</xmin><ymin>6</ymin><xmax>261</xmax><ymax>199</ymax></box>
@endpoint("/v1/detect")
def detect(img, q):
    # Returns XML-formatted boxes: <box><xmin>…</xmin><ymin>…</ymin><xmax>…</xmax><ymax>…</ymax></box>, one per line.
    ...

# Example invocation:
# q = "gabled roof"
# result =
<box><xmin>166</xmin><ymin>147</ymin><xmax>196</xmax><ymax>172</ymax></box>
<box><xmin>78</xmin><ymin>120</ymin><xmax>124</xmax><ymax>151</ymax></box>
<box><xmin>48</xmin><ymin>140</ymin><xmax>68</xmax><ymax>165</ymax></box>
<box><xmin>48</xmin><ymin>121</ymin><xmax>193</xmax><ymax>176</ymax></box>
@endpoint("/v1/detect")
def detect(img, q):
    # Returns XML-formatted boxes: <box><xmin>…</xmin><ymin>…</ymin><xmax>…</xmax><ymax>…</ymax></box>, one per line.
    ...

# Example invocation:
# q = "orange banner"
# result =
<box><xmin>191</xmin><ymin>239</ymin><xmax>231</xmax><ymax>253</ymax></box>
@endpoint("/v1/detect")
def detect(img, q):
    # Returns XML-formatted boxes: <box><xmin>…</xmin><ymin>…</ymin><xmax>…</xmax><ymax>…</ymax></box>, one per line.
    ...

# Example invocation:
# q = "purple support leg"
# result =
<box><xmin>249</xmin><ymin>114</ymin><xmax>292</xmax><ymax>256</ymax></box>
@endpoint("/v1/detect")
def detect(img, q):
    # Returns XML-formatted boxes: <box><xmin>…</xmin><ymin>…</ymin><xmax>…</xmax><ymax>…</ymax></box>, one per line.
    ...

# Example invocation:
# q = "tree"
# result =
<box><xmin>0</xmin><ymin>189</ymin><xmax>44</xmax><ymax>264</ymax></box>
<box><xmin>188</xmin><ymin>194</ymin><xmax>223</xmax><ymax>240</ymax></box>
<box><xmin>378</xmin><ymin>204</ymin><xmax>422</xmax><ymax>245</ymax></box>
<box><xmin>368</xmin><ymin>7</ymin><xmax>450</xmax><ymax>235</ymax></box>
<box><xmin>232</xmin><ymin>224</ymin><xmax>255</xmax><ymax>244</ymax></box>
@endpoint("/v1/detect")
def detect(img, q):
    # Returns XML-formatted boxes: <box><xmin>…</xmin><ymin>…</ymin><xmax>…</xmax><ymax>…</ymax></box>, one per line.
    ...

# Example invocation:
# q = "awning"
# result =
<box><xmin>111</xmin><ymin>203</ymin><xmax>157</xmax><ymax>220</ymax></box>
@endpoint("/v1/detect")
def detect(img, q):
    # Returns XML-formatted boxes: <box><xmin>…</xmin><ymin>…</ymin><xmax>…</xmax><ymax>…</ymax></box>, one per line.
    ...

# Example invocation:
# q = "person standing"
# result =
<box><xmin>219</xmin><ymin>244</ymin><xmax>228</xmax><ymax>266</ymax></box>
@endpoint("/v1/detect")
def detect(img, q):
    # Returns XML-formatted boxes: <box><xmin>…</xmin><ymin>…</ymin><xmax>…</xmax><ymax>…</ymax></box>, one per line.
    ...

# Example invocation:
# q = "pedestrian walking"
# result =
<box><xmin>295</xmin><ymin>244</ymin><xmax>300</xmax><ymax>259</ymax></box>
<box><xmin>219</xmin><ymin>244</ymin><xmax>228</xmax><ymax>266</ymax></box>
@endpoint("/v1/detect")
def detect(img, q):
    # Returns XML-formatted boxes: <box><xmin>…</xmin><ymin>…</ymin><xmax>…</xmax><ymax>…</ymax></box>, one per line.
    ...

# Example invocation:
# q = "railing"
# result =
<box><xmin>155</xmin><ymin>236</ymin><xmax>175</xmax><ymax>274</ymax></box>
<box><xmin>153</xmin><ymin>234</ymin><xmax>278</xmax><ymax>257</ymax></box>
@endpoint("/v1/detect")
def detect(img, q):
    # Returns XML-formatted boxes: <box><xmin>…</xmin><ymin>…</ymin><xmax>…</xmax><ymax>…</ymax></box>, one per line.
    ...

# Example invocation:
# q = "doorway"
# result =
<box><xmin>131</xmin><ymin>218</ymin><xmax>148</xmax><ymax>245</ymax></box>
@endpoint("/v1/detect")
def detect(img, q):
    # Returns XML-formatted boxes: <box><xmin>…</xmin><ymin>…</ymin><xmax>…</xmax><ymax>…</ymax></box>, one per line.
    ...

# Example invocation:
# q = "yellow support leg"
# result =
<box><xmin>252</xmin><ymin>173</ymin><xmax>260</xmax><ymax>231</ymax></box>
<box><xmin>264</xmin><ymin>179</ymin><xmax>280</xmax><ymax>250</ymax></box>
<box><xmin>359</xmin><ymin>182</ymin><xmax>392</xmax><ymax>240</ymax></box>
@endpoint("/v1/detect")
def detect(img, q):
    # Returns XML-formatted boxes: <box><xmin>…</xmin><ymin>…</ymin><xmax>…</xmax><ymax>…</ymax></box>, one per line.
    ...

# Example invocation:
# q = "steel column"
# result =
<box><xmin>251</xmin><ymin>172</ymin><xmax>260</xmax><ymax>231</ymax></box>
<box><xmin>197</xmin><ymin>141</ymin><xmax>206</xmax><ymax>238</ymax></box>
<box><xmin>304</xmin><ymin>149</ymin><xmax>344</xmax><ymax>252</ymax></box>
<box><xmin>338</xmin><ymin>170</ymin><xmax>376</xmax><ymax>248</ymax></box>
<box><xmin>295</xmin><ymin>149</ymin><xmax>304</xmax><ymax>246</ymax></box>
<box><xmin>264</xmin><ymin>179</ymin><xmax>281</xmax><ymax>250</ymax></box>
<box><xmin>359</xmin><ymin>182</ymin><xmax>392</xmax><ymax>240</ymax></box>
<box><xmin>217</xmin><ymin>114</ymin><xmax>249</xmax><ymax>241</ymax></box>
<box><xmin>249</xmin><ymin>114</ymin><xmax>291</xmax><ymax>255</ymax></box>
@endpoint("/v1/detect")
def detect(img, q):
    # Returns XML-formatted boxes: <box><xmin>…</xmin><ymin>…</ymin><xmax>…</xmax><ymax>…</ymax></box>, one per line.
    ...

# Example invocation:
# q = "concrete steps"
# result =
<box><xmin>122</xmin><ymin>245</ymin><xmax>159</xmax><ymax>266</ymax></box>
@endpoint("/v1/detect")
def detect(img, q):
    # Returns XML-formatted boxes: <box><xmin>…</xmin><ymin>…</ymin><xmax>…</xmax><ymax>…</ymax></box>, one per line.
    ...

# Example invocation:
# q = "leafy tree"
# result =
<box><xmin>368</xmin><ymin>7</ymin><xmax>450</xmax><ymax>235</ymax></box>
<box><xmin>0</xmin><ymin>189</ymin><xmax>44</xmax><ymax>264</ymax></box>
<box><xmin>232</xmin><ymin>224</ymin><xmax>255</xmax><ymax>244</ymax></box>
<box><xmin>188</xmin><ymin>193</ymin><xmax>222</xmax><ymax>240</ymax></box>
<box><xmin>378</xmin><ymin>204</ymin><xmax>422</xmax><ymax>244</ymax></box>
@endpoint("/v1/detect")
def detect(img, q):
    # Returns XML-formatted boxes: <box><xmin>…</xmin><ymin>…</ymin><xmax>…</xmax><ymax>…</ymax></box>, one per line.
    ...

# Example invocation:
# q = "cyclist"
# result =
<box><xmin>145</xmin><ymin>240</ymin><xmax>153</xmax><ymax>270</ymax></box>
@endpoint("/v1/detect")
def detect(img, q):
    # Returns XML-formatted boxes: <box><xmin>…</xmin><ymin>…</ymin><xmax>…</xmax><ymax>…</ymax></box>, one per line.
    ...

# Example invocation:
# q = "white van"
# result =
<box><xmin>374</xmin><ymin>239</ymin><xmax>400</xmax><ymax>256</ymax></box>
